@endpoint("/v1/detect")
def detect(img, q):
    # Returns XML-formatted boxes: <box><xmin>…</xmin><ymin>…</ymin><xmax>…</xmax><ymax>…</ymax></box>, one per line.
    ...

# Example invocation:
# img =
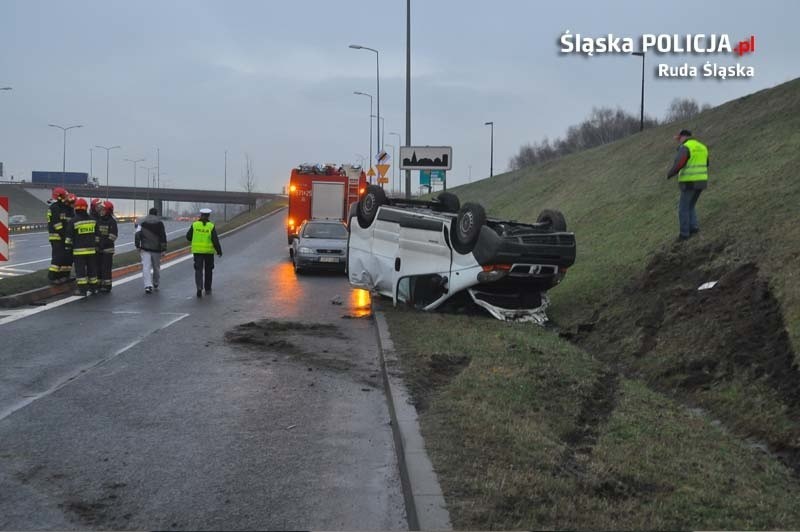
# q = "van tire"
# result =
<box><xmin>536</xmin><ymin>209</ymin><xmax>567</xmax><ymax>231</ymax></box>
<box><xmin>451</xmin><ymin>202</ymin><xmax>486</xmax><ymax>254</ymax></box>
<box><xmin>357</xmin><ymin>185</ymin><xmax>387</xmax><ymax>228</ymax></box>
<box><xmin>436</xmin><ymin>192</ymin><xmax>460</xmax><ymax>213</ymax></box>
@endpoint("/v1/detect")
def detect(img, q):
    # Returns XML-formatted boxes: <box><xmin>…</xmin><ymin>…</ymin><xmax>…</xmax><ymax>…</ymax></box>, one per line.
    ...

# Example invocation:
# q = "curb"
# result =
<box><xmin>372</xmin><ymin>300</ymin><xmax>452</xmax><ymax>531</ymax></box>
<box><xmin>0</xmin><ymin>206</ymin><xmax>286</xmax><ymax>308</ymax></box>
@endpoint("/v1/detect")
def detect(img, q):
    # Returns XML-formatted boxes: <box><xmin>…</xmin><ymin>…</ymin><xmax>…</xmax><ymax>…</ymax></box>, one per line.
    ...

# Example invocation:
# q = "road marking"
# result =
<box><xmin>11</xmin><ymin>231</ymin><xmax>48</xmax><ymax>237</ymax></box>
<box><xmin>0</xmin><ymin>266</ymin><xmax>34</xmax><ymax>273</ymax></box>
<box><xmin>0</xmin><ymin>312</ymin><xmax>190</xmax><ymax>423</ymax></box>
<box><xmin>0</xmin><ymin>252</ymin><xmax>195</xmax><ymax>326</ymax></box>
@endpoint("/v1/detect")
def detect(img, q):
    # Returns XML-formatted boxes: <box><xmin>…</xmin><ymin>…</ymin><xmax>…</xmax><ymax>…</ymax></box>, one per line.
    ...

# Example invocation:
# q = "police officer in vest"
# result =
<box><xmin>186</xmin><ymin>208</ymin><xmax>222</xmax><ymax>298</ymax></box>
<box><xmin>667</xmin><ymin>129</ymin><xmax>709</xmax><ymax>242</ymax></box>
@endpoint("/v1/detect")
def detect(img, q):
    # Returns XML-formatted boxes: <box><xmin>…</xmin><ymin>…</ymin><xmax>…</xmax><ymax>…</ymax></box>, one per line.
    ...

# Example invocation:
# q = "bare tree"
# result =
<box><xmin>665</xmin><ymin>97</ymin><xmax>703</xmax><ymax>123</ymax></box>
<box><xmin>241</xmin><ymin>153</ymin><xmax>257</xmax><ymax>194</ymax></box>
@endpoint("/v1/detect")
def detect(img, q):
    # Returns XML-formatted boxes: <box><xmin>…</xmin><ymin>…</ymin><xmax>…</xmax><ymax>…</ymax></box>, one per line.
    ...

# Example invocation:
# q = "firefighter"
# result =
<box><xmin>97</xmin><ymin>201</ymin><xmax>118</xmax><ymax>293</ymax></box>
<box><xmin>64</xmin><ymin>198</ymin><xmax>100</xmax><ymax>296</ymax></box>
<box><xmin>186</xmin><ymin>208</ymin><xmax>222</xmax><ymax>298</ymax></box>
<box><xmin>47</xmin><ymin>187</ymin><xmax>71</xmax><ymax>284</ymax></box>
<box><xmin>63</xmin><ymin>193</ymin><xmax>78</xmax><ymax>281</ymax></box>
<box><xmin>90</xmin><ymin>198</ymin><xmax>103</xmax><ymax>279</ymax></box>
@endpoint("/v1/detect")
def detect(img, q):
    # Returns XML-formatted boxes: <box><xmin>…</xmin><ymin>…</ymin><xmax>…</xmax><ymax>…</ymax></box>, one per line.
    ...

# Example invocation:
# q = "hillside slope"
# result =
<box><xmin>449</xmin><ymin>77</ymin><xmax>800</xmax><ymax>352</ymax></box>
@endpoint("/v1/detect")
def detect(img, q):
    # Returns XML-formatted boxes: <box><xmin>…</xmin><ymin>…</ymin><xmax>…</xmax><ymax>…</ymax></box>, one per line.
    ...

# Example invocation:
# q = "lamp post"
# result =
<box><xmin>353</xmin><ymin>91</ymin><xmax>373</xmax><ymax>177</ymax></box>
<box><xmin>89</xmin><ymin>148</ymin><xmax>94</xmax><ymax>184</ymax></box>
<box><xmin>48</xmin><ymin>123</ymin><xmax>83</xmax><ymax>187</ymax></box>
<box><xmin>95</xmin><ymin>145</ymin><xmax>120</xmax><ymax>199</ymax></box>
<box><xmin>224</xmin><ymin>150</ymin><xmax>228</xmax><ymax>222</ymax></box>
<box><xmin>632</xmin><ymin>52</ymin><xmax>645</xmax><ymax>131</ymax></box>
<box><xmin>389</xmin><ymin>131</ymin><xmax>401</xmax><ymax>194</ymax></box>
<box><xmin>143</xmin><ymin>165</ymin><xmax>157</xmax><ymax>209</ymax></box>
<box><xmin>405</xmin><ymin>0</ymin><xmax>412</xmax><ymax>198</ymax></box>
<box><xmin>124</xmin><ymin>157</ymin><xmax>145</xmax><ymax>218</ymax></box>
<box><xmin>484</xmin><ymin>121</ymin><xmax>494</xmax><ymax>178</ymax></box>
<box><xmin>349</xmin><ymin>44</ymin><xmax>380</xmax><ymax>161</ymax></box>
<box><xmin>370</xmin><ymin>115</ymin><xmax>385</xmax><ymax>150</ymax></box>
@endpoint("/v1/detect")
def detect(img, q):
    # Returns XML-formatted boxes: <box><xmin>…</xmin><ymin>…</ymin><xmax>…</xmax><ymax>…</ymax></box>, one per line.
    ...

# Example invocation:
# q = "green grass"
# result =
<box><xmin>385</xmin><ymin>305</ymin><xmax>800</xmax><ymax>530</ymax></box>
<box><xmin>0</xmin><ymin>199</ymin><xmax>286</xmax><ymax>298</ymax></box>
<box><xmin>382</xmin><ymin>78</ymin><xmax>800</xmax><ymax>528</ymax></box>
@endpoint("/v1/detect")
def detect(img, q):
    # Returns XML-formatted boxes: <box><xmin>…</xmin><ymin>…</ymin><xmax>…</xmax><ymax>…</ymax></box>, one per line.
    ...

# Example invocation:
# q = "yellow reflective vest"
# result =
<box><xmin>190</xmin><ymin>220</ymin><xmax>216</xmax><ymax>254</ymax></box>
<box><xmin>678</xmin><ymin>138</ymin><xmax>709</xmax><ymax>183</ymax></box>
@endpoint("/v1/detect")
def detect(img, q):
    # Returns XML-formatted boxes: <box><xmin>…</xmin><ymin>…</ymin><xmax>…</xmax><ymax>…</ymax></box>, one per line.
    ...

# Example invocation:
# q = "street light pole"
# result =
<box><xmin>224</xmin><ymin>150</ymin><xmax>228</xmax><ymax>222</ymax></box>
<box><xmin>349</xmin><ymin>44</ymin><xmax>380</xmax><ymax>162</ymax></box>
<box><xmin>370</xmin><ymin>115</ymin><xmax>385</xmax><ymax>150</ymax></box>
<box><xmin>124</xmin><ymin>157</ymin><xmax>145</xmax><ymax>218</ymax></box>
<box><xmin>95</xmin><ymin>145</ymin><xmax>121</xmax><ymax>199</ymax></box>
<box><xmin>353</xmin><ymin>91</ymin><xmax>373</xmax><ymax>177</ymax></box>
<box><xmin>48</xmin><ymin>123</ymin><xmax>83</xmax><ymax>187</ymax></box>
<box><xmin>389</xmin><ymin>131</ymin><xmax>401</xmax><ymax>195</ymax></box>
<box><xmin>405</xmin><ymin>0</ymin><xmax>411</xmax><ymax>198</ymax></box>
<box><xmin>632</xmin><ymin>52</ymin><xmax>645</xmax><ymax>131</ymax></box>
<box><xmin>484</xmin><ymin>121</ymin><xmax>494</xmax><ymax>178</ymax></box>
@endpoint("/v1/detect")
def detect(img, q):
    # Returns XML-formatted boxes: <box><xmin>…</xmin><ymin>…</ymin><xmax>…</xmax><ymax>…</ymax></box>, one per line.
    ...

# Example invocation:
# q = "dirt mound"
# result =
<box><xmin>578</xmin><ymin>240</ymin><xmax>800</xmax><ymax>471</ymax></box>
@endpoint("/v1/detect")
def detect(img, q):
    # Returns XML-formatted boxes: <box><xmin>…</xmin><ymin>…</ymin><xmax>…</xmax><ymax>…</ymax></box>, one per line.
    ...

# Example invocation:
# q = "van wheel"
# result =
<box><xmin>451</xmin><ymin>203</ymin><xmax>486</xmax><ymax>254</ymax></box>
<box><xmin>536</xmin><ymin>209</ymin><xmax>567</xmax><ymax>231</ymax></box>
<box><xmin>357</xmin><ymin>185</ymin><xmax>387</xmax><ymax>228</ymax></box>
<box><xmin>436</xmin><ymin>192</ymin><xmax>460</xmax><ymax>213</ymax></box>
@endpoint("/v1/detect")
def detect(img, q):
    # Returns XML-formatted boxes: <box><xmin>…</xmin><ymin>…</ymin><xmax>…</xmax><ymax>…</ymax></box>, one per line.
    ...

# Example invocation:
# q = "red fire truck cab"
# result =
<box><xmin>287</xmin><ymin>164</ymin><xmax>366</xmax><ymax>245</ymax></box>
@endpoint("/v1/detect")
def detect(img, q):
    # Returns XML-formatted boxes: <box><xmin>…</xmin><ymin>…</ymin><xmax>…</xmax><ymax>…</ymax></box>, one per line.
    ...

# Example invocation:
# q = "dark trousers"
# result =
<box><xmin>678</xmin><ymin>188</ymin><xmax>703</xmax><ymax>237</ymax></box>
<box><xmin>99</xmin><ymin>252</ymin><xmax>114</xmax><ymax>289</ymax></box>
<box><xmin>49</xmin><ymin>241</ymin><xmax>72</xmax><ymax>281</ymax></box>
<box><xmin>74</xmin><ymin>254</ymin><xmax>99</xmax><ymax>294</ymax></box>
<box><xmin>194</xmin><ymin>254</ymin><xmax>215</xmax><ymax>291</ymax></box>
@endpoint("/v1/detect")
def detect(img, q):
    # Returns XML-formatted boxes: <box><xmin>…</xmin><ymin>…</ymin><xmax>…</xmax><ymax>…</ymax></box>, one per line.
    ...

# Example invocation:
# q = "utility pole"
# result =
<box><xmin>485</xmin><ymin>121</ymin><xmax>494</xmax><ymax>177</ymax></box>
<box><xmin>224</xmin><ymin>150</ymin><xmax>228</xmax><ymax>222</ymax></box>
<box><xmin>405</xmin><ymin>0</ymin><xmax>412</xmax><ymax>198</ymax></box>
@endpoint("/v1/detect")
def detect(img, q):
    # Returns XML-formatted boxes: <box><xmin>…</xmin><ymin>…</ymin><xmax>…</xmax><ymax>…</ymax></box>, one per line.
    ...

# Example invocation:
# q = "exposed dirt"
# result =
<box><xmin>407</xmin><ymin>353</ymin><xmax>471</xmax><ymax>412</ymax></box>
<box><xmin>224</xmin><ymin>319</ymin><xmax>381</xmax><ymax>388</ymax></box>
<box><xmin>575</xmin><ymin>239</ymin><xmax>800</xmax><ymax>473</ymax></box>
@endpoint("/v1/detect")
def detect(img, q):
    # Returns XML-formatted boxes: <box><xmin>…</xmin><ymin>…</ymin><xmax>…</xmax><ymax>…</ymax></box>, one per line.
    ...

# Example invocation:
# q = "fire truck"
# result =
<box><xmin>286</xmin><ymin>164</ymin><xmax>366</xmax><ymax>244</ymax></box>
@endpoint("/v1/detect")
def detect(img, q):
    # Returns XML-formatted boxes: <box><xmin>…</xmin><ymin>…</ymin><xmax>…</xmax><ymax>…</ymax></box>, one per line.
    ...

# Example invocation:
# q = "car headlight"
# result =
<box><xmin>298</xmin><ymin>246</ymin><xmax>313</xmax><ymax>254</ymax></box>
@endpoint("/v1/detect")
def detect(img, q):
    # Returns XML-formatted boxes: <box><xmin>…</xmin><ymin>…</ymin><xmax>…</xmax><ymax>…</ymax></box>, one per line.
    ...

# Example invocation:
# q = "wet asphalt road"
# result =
<box><xmin>0</xmin><ymin>212</ymin><xmax>406</xmax><ymax>530</ymax></box>
<box><xmin>1</xmin><ymin>222</ymin><xmax>190</xmax><ymax>279</ymax></box>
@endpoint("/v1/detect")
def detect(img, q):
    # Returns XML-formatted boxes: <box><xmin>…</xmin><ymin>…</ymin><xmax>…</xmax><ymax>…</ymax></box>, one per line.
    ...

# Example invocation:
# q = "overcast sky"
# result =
<box><xmin>1</xmin><ymin>0</ymin><xmax>798</xmax><ymax>198</ymax></box>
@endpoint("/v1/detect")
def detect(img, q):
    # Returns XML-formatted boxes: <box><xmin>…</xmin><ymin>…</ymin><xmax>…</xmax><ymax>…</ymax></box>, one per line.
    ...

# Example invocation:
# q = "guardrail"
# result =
<box><xmin>9</xmin><ymin>223</ymin><xmax>49</xmax><ymax>233</ymax></box>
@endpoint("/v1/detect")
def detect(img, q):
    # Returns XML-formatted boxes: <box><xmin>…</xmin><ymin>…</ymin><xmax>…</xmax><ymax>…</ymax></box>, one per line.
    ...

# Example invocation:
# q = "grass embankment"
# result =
<box><xmin>383</xmin><ymin>77</ymin><xmax>800</xmax><ymax>529</ymax></box>
<box><xmin>0</xmin><ymin>199</ymin><xmax>286</xmax><ymax>297</ymax></box>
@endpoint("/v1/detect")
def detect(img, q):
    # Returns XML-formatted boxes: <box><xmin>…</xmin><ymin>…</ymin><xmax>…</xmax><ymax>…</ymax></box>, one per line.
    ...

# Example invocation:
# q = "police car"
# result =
<box><xmin>346</xmin><ymin>186</ymin><xmax>577</xmax><ymax>322</ymax></box>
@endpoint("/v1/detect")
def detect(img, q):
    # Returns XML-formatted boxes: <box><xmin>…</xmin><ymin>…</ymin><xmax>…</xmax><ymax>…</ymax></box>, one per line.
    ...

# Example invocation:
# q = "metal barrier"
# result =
<box><xmin>9</xmin><ymin>223</ymin><xmax>49</xmax><ymax>233</ymax></box>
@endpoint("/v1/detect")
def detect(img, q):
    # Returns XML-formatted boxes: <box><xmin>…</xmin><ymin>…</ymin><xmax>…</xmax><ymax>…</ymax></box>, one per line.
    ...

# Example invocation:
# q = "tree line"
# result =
<box><xmin>508</xmin><ymin>97</ymin><xmax>711</xmax><ymax>170</ymax></box>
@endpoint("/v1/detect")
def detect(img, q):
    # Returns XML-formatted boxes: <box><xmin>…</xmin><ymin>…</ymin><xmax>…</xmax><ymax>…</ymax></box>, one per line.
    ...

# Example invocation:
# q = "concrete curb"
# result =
<box><xmin>0</xmin><ymin>206</ymin><xmax>286</xmax><ymax>308</ymax></box>
<box><xmin>372</xmin><ymin>300</ymin><xmax>452</xmax><ymax>531</ymax></box>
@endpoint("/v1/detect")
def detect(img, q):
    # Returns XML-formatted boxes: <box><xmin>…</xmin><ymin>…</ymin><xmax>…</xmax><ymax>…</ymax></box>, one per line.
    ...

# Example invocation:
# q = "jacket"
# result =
<box><xmin>98</xmin><ymin>215</ymin><xmax>119</xmax><ymax>253</ymax></box>
<box><xmin>135</xmin><ymin>214</ymin><xmax>168</xmax><ymax>252</ymax></box>
<box><xmin>64</xmin><ymin>211</ymin><xmax>99</xmax><ymax>256</ymax></box>
<box><xmin>47</xmin><ymin>200</ymin><xmax>70</xmax><ymax>241</ymax></box>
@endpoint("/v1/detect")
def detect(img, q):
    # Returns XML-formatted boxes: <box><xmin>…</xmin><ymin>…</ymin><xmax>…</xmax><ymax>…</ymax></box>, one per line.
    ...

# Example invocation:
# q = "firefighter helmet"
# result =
<box><xmin>74</xmin><ymin>198</ymin><xmax>88</xmax><ymax>211</ymax></box>
<box><xmin>52</xmin><ymin>187</ymin><xmax>68</xmax><ymax>200</ymax></box>
<box><xmin>102</xmin><ymin>200</ymin><xmax>114</xmax><ymax>213</ymax></box>
<box><xmin>90</xmin><ymin>198</ymin><xmax>101</xmax><ymax>210</ymax></box>
<box><xmin>66</xmin><ymin>193</ymin><xmax>77</xmax><ymax>205</ymax></box>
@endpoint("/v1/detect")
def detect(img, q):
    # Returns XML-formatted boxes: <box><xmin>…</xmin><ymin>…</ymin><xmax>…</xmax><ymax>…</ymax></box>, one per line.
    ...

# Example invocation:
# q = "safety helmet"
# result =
<box><xmin>66</xmin><ymin>193</ymin><xmax>77</xmax><ymax>205</ymax></box>
<box><xmin>52</xmin><ymin>187</ymin><xmax>68</xmax><ymax>200</ymax></box>
<box><xmin>74</xmin><ymin>198</ymin><xmax>88</xmax><ymax>211</ymax></box>
<box><xmin>90</xmin><ymin>198</ymin><xmax>102</xmax><ymax>210</ymax></box>
<box><xmin>102</xmin><ymin>200</ymin><xmax>114</xmax><ymax>213</ymax></box>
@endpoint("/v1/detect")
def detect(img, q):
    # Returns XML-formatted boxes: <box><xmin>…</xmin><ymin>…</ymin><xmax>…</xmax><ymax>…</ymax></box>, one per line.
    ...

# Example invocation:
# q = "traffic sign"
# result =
<box><xmin>375</xmin><ymin>150</ymin><xmax>391</xmax><ymax>164</ymax></box>
<box><xmin>420</xmin><ymin>170</ymin><xmax>445</xmax><ymax>186</ymax></box>
<box><xmin>367</xmin><ymin>167</ymin><xmax>376</xmax><ymax>177</ymax></box>
<box><xmin>376</xmin><ymin>164</ymin><xmax>390</xmax><ymax>177</ymax></box>
<box><xmin>377</xmin><ymin>177</ymin><xmax>389</xmax><ymax>184</ymax></box>
<box><xmin>399</xmin><ymin>146</ymin><xmax>452</xmax><ymax>171</ymax></box>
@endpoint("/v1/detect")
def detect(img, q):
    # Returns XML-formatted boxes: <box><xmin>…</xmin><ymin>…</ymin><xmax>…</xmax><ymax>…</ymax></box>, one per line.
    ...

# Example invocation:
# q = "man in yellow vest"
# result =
<box><xmin>667</xmin><ymin>129</ymin><xmax>709</xmax><ymax>242</ymax></box>
<box><xmin>186</xmin><ymin>208</ymin><xmax>222</xmax><ymax>298</ymax></box>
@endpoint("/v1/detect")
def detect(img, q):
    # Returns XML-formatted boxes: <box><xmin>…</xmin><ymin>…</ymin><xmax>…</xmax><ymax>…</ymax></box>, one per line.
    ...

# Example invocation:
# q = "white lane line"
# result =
<box><xmin>10</xmin><ymin>231</ymin><xmax>49</xmax><ymax>237</ymax></box>
<box><xmin>0</xmin><ymin>252</ymin><xmax>195</xmax><ymax>326</ymax></box>
<box><xmin>6</xmin><ymin>227</ymin><xmax>189</xmax><ymax>268</ymax></box>
<box><xmin>0</xmin><ymin>312</ymin><xmax>190</xmax><ymax>423</ymax></box>
<box><xmin>0</xmin><ymin>266</ymin><xmax>35</xmax><ymax>273</ymax></box>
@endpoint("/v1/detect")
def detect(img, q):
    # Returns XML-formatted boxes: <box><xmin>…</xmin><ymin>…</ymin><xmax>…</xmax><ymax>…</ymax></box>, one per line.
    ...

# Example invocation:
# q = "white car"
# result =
<box><xmin>9</xmin><ymin>214</ymin><xmax>27</xmax><ymax>224</ymax></box>
<box><xmin>347</xmin><ymin>186</ymin><xmax>577</xmax><ymax>322</ymax></box>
